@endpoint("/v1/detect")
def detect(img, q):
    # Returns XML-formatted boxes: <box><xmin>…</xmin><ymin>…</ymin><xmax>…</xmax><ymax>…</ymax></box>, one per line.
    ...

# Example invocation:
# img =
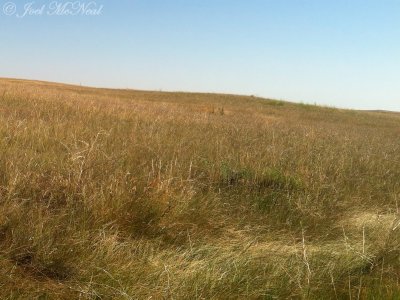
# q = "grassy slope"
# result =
<box><xmin>0</xmin><ymin>78</ymin><xmax>400</xmax><ymax>299</ymax></box>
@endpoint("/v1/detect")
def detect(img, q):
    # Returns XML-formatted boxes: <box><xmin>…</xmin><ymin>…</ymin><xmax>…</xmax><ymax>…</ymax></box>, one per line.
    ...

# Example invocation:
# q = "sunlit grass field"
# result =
<box><xmin>0</xmin><ymin>78</ymin><xmax>400</xmax><ymax>299</ymax></box>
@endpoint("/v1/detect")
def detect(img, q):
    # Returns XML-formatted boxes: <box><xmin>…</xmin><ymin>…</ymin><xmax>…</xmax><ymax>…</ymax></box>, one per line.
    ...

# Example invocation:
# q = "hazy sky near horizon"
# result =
<box><xmin>1</xmin><ymin>0</ymin><xmax>399</xmax><ymax>111</ymax></box>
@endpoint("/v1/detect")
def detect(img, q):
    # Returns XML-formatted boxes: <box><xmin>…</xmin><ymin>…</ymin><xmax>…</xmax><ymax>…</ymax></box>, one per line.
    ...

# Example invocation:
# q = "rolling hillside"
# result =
<box><xmin>0</xmin><ymin>78</ymin><xmax>400</xmax><ymax>299</ymax></box>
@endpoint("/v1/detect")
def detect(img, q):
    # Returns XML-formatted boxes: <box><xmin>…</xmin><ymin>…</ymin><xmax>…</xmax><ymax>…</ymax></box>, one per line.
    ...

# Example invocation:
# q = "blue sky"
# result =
<box><xmin>1</xmin><ymin>0</ymin><xmax>399</xmax><ymax>111</ymax></box>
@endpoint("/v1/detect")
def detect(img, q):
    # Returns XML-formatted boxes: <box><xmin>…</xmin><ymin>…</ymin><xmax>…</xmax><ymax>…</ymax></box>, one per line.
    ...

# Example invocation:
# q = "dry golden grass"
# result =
<box><xmin>0</xmin><ymin>78</ymin><xmax>400</xmax><ymax>299</ymax></box>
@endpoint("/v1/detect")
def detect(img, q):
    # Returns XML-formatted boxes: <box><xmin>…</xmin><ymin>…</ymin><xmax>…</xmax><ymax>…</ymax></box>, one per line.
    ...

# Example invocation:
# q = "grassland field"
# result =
<box><xmin>0</xmin><ymin>78</ymin><xmax>400</xmax><ymax>299</ymax></box>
